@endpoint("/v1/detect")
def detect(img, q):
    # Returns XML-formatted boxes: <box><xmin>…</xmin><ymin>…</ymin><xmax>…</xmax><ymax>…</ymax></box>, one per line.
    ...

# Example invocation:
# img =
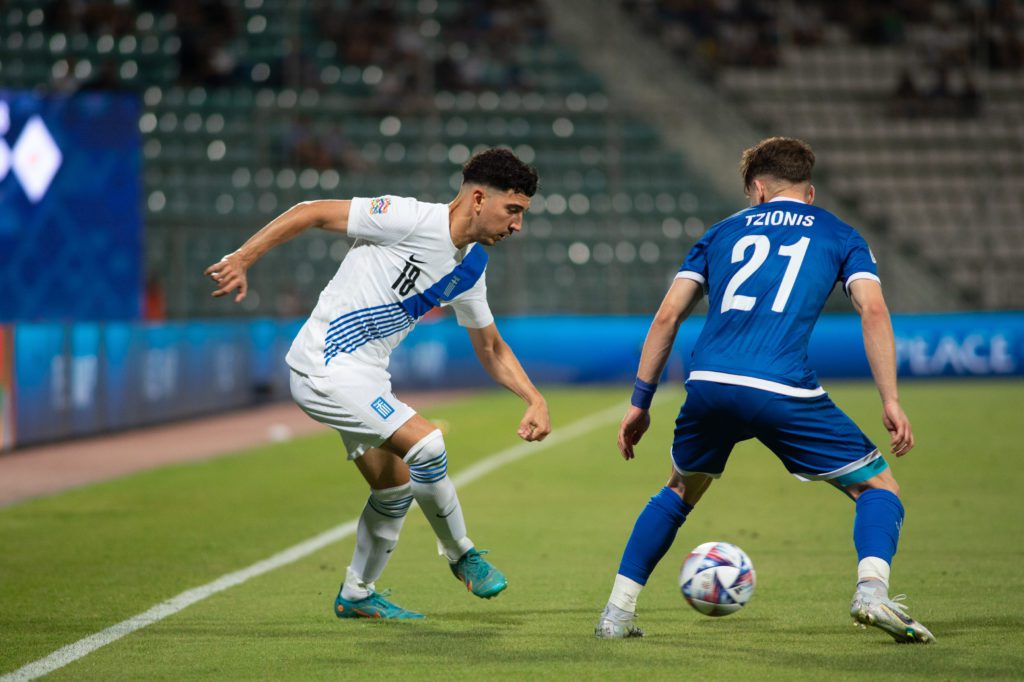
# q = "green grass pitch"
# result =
<box><xmin>2</xmin><ymin>380</ymin><xmax>1023</xmax><ymax>680</ymax></box>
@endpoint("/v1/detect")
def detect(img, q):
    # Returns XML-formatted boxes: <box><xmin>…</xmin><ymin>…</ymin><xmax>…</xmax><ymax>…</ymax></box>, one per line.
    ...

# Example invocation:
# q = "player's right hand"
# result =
<box><xmin>204</xmin><ymin>252</ymin><xmax>249</xmax><ymax>303</ymax></box>
<box><xmin>617</xmin><ymin>406</ymin><xmax>650</xmax><ymax>461</ymax></box>
<box><xmin>517</xmin><ymin>400</ymin><xmax>551</xmax><ymax>442</ymax></box>
<box><xmin>882</xmin><ymin>401</ymin><xmax>914</xmax><ymax>456</ymax></box>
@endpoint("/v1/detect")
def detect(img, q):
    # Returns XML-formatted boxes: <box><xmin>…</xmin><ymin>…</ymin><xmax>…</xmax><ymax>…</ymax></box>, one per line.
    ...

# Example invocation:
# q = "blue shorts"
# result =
<box><xmin>671</xmin><ymin>381</ymin><xmax>885</xmax><ymax>486</ymax></box>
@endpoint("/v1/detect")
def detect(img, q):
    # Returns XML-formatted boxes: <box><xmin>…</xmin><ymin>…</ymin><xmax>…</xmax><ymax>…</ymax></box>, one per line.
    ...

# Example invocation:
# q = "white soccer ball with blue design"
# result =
<box><xmin>679</xmin><ymin>541</ymin><xmax>756</xmax><ymax>617</ymax></box>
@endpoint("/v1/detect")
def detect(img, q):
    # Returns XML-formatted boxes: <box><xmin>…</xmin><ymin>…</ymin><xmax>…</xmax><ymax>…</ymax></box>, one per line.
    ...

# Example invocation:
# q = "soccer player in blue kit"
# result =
<box><xmin>595</xmin><ymin>137</ymin><xmax>934</xmax><ymax>643</ymax></box>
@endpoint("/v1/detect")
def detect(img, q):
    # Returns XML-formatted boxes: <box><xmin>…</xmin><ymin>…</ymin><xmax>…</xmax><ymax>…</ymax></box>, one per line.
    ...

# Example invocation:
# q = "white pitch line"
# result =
<box><xmin>2</xmin><ymin>400</ymin><xmax>628</xmax><ymax>682</ymax></box>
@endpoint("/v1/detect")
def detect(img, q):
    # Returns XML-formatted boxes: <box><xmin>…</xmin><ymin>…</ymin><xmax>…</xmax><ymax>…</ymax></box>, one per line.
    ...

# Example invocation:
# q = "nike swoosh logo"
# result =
<box><xmin>436</xmin><ymin>508</ymin><xmax>456</xmax><ymax>519</ymax></box>
<box><xmin>409</xmin><ymin>254</ymin><xmax>426</xmax><ymax>264</ymax></box>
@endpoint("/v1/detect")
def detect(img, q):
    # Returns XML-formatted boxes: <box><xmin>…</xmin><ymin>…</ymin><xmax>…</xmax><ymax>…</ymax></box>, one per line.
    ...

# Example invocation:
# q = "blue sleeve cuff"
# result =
<box><xmin>630</xmin><ymin>378</ymin><xmax>657</xmax><ymax>410</ymax></box>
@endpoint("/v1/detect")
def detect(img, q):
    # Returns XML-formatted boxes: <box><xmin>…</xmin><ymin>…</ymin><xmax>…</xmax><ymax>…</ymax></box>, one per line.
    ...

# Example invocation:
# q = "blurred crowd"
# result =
<box><xmin>39</xmin><ymin>0</ymin><xmax>550</xmax><ymax>99</ymax></box>
<box><xmin>35</xmin><ymin>0</ymin><xmax>552</xmax><ymax>172</ymax></box>
<box><xmin>312</xmin><ymin>0</ymin><xmax>549</xmax><ymax>105</ymax></box>
<box><xmin>623</xmin><ymin>0</ymin><xmax>1023</xmax><ymax>117</ymax></box>
<box><xmin>622</xmin><ymin>0</ymin><xmax>782</xmax><ymax>71</ymax></box>
<box><xmin>43</xmin><ymin>0</ymin><xmax>242</xmax><ymax>89</ymax></box>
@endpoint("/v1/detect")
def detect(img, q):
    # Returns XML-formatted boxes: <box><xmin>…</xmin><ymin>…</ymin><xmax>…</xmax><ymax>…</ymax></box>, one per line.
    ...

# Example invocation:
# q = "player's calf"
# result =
<box><xmin>404</xmin><ymin>429</ymin><xmax>474</xmax><ymax>561</ymax></box>
<box><xmin>403</xmin><ymin>430</ymin><xmax>508</xmax><ymax>598</ymax></box>
<box><xmin>347</xmin><ymin>483</ymin><xmax>413</xmax><ymax>592</ymax></box>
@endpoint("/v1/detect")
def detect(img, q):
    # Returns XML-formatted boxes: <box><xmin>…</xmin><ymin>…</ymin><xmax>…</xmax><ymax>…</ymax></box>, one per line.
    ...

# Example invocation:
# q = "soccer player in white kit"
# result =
<box><xmin>204</xmin><ymin>148</ymin><xmax>550</xmax><ymax>619</ymax></box>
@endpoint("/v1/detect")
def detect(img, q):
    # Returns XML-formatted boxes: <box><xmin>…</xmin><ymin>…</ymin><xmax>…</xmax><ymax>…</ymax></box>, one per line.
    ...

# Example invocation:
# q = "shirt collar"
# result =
<box><xmin>767</xmin><ymin>196</ymin><xmax>806</xmax><ymax>204</ymax></box>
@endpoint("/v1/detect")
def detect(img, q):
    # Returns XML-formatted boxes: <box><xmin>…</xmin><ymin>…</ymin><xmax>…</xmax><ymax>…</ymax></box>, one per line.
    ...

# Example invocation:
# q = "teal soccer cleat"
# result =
<box><xmin>334</xmin><ymin>588</ymin><xmax>424</xmax><ymax>620</ymax></box>
<box><xmin>450</xmin><ymin>548</ymin><xmax>508</xmax><ymax>599</ymax></box>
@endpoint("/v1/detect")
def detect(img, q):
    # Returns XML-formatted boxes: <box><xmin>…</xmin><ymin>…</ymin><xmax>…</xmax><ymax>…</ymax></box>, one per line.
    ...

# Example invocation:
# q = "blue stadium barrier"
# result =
<box><xmin>392</xmin><ymin>312</ymin><xmax>1024</xmax><ymax>387</ymax></box>
<box><xmin>5</xmin><ymin>313</ymin><xmax>1022</xmax><ymax>449</ymax></box>
<box><xmin>9</xmin><ymin>320</ymin><xmax>301</xmax><ymax>447</ymax></box>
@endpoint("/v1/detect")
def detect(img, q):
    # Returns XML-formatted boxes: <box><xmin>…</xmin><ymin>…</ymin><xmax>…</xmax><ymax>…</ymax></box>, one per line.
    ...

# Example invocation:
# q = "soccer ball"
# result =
<box><xmin>679</xmin><ymin>541</ymin><xmax>756</xmax><ymax>617</ymax></box>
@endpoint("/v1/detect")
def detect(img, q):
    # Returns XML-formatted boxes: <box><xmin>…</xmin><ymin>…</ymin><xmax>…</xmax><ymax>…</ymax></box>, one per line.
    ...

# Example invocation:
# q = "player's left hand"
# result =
<box><xmin>517</xmin><ymin>400</ymin><xmax>550</xmax><ymax>442</ymax></box>
<box><xmin>882</xmin><ymin>400</ymin><xmax>914</xmax><ymax>456</ymax></box>
<box><xmin>204</xmin><ymin>252</ymin><xmax>249</xmax><ymax>303</ymax></box>
<box><xmin>618</xmin><ymin>406</ymin><xmax>650</xmax><ymax>461</ymax></box>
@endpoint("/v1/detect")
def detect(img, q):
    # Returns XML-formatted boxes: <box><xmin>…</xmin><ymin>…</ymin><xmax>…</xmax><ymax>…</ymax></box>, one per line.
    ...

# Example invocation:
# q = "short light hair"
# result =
<box><xmin>739</xmin><ymin>137</ymin><xmax>815</xmax><ymax>189</ymax></box>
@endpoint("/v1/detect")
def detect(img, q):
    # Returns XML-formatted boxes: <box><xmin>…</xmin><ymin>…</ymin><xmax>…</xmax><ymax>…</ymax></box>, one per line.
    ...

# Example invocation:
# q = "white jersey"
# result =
<box><xmin>285</xmin><ymin>195</ymin><xmax>494</xmax><ymax>376</ymax></box>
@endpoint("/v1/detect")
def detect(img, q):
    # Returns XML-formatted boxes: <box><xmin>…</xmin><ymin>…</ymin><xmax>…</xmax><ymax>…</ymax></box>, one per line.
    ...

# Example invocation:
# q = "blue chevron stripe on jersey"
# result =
<box><xmin>322</xmin><ymin>246</ymin><xmax>488</xmax><ymax>365</ymax></box>
<box><xmin>399</xmin><ymin>245</ymin><xmax>488</xmax><ymax>320</ymax></box>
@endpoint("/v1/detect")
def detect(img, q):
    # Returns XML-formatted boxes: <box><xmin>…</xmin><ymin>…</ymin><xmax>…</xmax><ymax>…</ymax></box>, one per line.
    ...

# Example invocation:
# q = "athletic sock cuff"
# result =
<box><xmin>857</xmin><ymin>488</ymin><xmax>902</xmax><ymax>507</ymax></box>
<box><xmin>370</xmin><ymin>482</ymin><xmax>413</xmax><ymax>501</ymax></box>
<box><xmin>856</xmin><ymin>488</ymin><xmax>904</xmax><ymax>523</ymax></box>
<box><xmin>367</xmin><ymin>483</ymin><xmax>414</xmax><ymax>517</ymax></box>
<box><xmin>650</xmin><ymin>487</ymin><xmax>692</xmax><ymax>527</ymax></box>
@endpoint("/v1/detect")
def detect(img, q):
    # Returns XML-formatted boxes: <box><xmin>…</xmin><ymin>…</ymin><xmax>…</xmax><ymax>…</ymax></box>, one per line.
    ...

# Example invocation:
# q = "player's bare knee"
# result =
<box><xmin>672</xmin><ymin>471</ymin><xmax>714</xmax><ymax>507</ymax></box>
<box><xmin>666</xmin><ymin>470</ymin><xmax>687</xmax><ymax>498</ymax></box>
<box><xmin>845</xmin><ymin>470</ymin><xmax>900</xmax><ymax>500</ymax></box>
<box><xmin>355</xmin><ymin>448</ymin><xmax>411</xmax><ymax>489</ymax></box>
<box><xmin>883</xmin><ymin>478</ymin><xmax>901</xmax><ymax>498</ymax></box>
<box><xmin>403</xmin><ymin>429</ymin><xmax>448</xmax><ymax>484</ymax></box>
<box><xmin>866</xmin><ymin>468</ymin><xmax>900</xmax><ymax>497</ymax></box>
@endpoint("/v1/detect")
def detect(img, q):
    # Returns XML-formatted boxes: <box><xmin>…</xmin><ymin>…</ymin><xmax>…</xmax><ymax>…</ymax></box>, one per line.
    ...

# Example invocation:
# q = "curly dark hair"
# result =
<box><xmin>462</xmin><ymin>148</ymin><xmax>539</xmax><ymax>197</ymax></box>
<box><xmin>739</xmin><ymin>137</ymin><xmax>815</xmax><ymax>189</ymax></box>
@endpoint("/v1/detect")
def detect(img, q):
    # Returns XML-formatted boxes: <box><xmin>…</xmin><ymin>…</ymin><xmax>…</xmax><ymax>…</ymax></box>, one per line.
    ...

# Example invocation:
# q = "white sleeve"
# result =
<box><xmin>347</xmin><ymin>196</ymin><xmax>418</xmax><ymax>246</ymax></box>
<box><xmin>448</xmin><ymin>271</ymin><xmax>494</xmax><ymax>329</ymax></box>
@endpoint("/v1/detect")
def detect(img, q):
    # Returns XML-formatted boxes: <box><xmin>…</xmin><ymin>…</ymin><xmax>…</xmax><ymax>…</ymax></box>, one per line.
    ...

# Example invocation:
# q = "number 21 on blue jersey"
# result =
<box><xmin>721</xmin><ymin>236</ymin><xmax>810</xmax><ymax>314</ymax></box>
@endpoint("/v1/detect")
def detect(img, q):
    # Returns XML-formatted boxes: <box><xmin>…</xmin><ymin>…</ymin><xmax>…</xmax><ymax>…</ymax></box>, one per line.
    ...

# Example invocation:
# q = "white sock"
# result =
<box><xmin>857</xmin><ymin>557</ymin><xmax>891</xmax><ymax>591</ymax></box>
<box><xmin>342</xmin><ymin>566</ymin><xmax>375</xmax><ymax>601</ymax></box>
<box><xmin>413</xmin><ymin>475</ymin><xmax>474</xmax><ymax>562</ymax></box>
<box><xmin>404</xmin><ymin>430</ymin><xmax>474</xmax><ymax>563</ymax></box>
<box><xmin>343</xmin><ymin>483</ymin><xmax>412</xmax><ymax>600</ymax></box>
<box><xmin>608</xmin><ymin>573</ymin><xmax>644</xmax><ymax>614</ymax></box>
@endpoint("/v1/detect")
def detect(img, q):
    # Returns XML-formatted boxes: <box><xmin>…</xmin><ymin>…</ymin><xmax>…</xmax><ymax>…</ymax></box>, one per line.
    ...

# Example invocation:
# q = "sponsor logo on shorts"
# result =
<box><xmin>369</xmin><ymin>197</ymin><xmax>390</xmax><ymax>215</ymax></box>
<box><xmin>371</xmin><ymin>397</ymin><xmax>395</xmax><ymax>419</ymax></box>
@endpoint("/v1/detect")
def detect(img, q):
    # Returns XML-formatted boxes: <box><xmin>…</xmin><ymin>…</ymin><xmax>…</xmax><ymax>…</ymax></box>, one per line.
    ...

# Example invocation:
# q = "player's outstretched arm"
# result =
<box><xmin>203</xmin><ymin>200</ymin><xmax>351</xmax><ymax>303</ymax></box>
<box><xmin>467</xmin><ymin>323</ymin><xmax>550</xmax><ymax>442</ymax></box>
<box><xmin>619</xmin><ymin>277</ymin><xmax>703</xmax><ymax>461</ymax></box>
<box><xmin>849</xmin><ymin>278</ymin><xmax>914</xmax><ymax>457</ymax></box>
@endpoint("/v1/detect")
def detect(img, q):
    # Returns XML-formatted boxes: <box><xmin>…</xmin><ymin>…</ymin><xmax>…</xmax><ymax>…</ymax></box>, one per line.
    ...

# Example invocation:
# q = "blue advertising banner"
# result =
<box><xmin>381</xmin><ymin>312</ymin><xmax>1024</xmax><ymax>388</ymax></box>
<box><xmin>12</xmin><ymin>324</ymin><xmax>66</xmax><ymax>445</ymax></box>
<box><xmin>8</xmin><ymin>320</ymin><xmax>297</xmax><ymax>447</ymax></box>
<box><xmin>0</xmin><ymin>326</ymin><xmax>12</xmax><ymax>449</ymax></box>
<box><xmin>802</xmin><ymin>313</ymin><xmax>1023</xmax><ymax>380</ymax></box>
<box><xmin>4</xmin><ymin>313</ymin><xmax>1022</xmax><ymax>449</ymax></box>
<box><xmin>0</xmin><ymin>91</ymin><xmax>142</xmax><ymax>321</ymax></box>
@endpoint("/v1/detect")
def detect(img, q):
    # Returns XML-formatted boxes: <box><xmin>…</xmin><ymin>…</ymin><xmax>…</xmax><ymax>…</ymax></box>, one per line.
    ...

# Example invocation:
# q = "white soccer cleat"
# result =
<box><xmin>850</xmin><ymin>584</ymin><xmax>935</xmax><ymax>644</ymax></box>
<box><xmin>594</xmin><ymin>603</ymin><xmax>644</xmax><ymax>639</ymax></box>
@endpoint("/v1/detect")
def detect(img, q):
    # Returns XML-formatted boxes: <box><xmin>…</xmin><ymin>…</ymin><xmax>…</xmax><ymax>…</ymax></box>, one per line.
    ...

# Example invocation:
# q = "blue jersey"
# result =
<box><xmin>678</xmin><ymin>198</ymin><xmax>878</xmax><ymax>395</ymax></box>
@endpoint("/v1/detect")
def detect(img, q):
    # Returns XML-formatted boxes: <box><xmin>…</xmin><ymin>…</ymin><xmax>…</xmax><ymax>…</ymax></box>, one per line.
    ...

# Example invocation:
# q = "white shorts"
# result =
<box><xmin>289</xmin><ymin>359</ymin><xmax>416</xmax><ymax>460</ymax></box>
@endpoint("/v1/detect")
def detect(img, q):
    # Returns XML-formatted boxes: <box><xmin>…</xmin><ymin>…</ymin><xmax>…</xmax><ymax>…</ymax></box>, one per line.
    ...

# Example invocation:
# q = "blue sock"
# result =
<box><xmin>853</xmin><ymin>488</ymin><xmax>904</xmax><ymax>563</ymax></box>
<box><xmin>617</xmin><ymin>487</ymin><xmax>693</xmax><ymax>585</ymax></box>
